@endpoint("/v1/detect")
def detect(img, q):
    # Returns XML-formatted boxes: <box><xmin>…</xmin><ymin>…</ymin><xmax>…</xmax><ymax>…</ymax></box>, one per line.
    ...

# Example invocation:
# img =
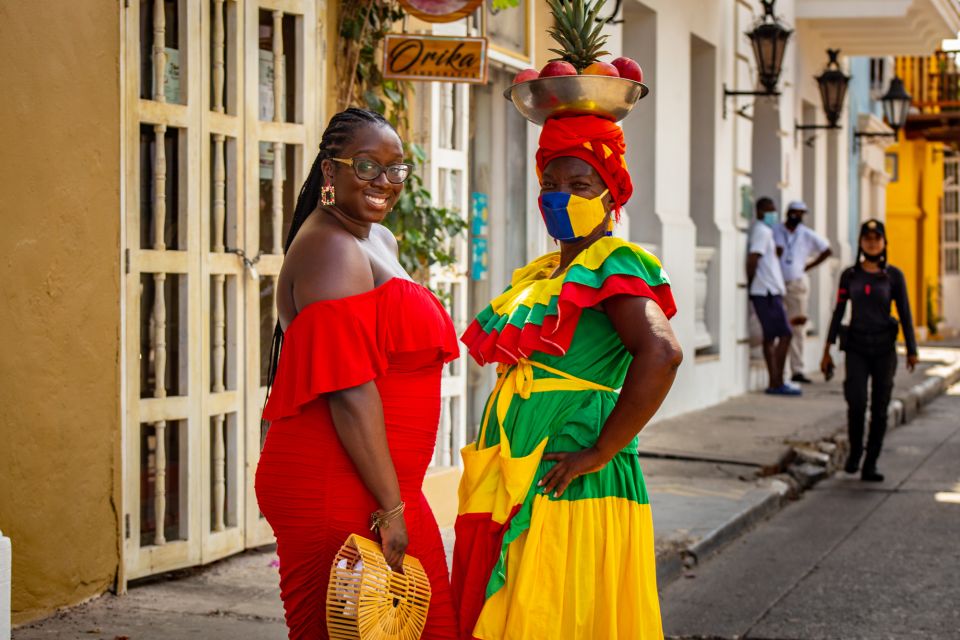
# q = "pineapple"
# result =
<box><xmin>546</xmin><ymin>0</ymin><xmax>610</xmax><ymax>73</ymax></box>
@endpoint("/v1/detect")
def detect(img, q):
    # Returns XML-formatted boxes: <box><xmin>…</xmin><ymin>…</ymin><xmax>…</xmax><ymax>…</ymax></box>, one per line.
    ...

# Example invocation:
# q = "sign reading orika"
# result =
<box><xmin>383</xmin><ymin>34</ymin><xmax>488</xmax><ymax>84</ymax></box>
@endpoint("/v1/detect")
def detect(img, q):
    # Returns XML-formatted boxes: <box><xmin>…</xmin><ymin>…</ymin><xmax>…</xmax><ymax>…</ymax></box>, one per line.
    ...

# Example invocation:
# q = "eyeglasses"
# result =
<box><xmin>330</xmin><ymin>157</ymin><xmax>414</xmax><ymax>184</ymax></box>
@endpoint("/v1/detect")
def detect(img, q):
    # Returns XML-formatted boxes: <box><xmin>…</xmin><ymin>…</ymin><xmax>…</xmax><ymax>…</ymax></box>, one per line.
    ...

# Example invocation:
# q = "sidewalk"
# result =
<box><xmin>642</xmin><ymin>343</ymin><xmax>960</xmax><ymax>584</ymax></box>
<box><xmin>14</xmin><ymin>345</ymin><xmax>960</xmax><ymax>639</ymax></box>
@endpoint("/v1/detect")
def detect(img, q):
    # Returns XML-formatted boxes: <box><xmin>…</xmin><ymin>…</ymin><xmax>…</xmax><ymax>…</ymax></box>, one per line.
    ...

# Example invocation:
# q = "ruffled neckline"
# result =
<box><xmin>461</xmin><ymin>237</ymin><xmax>676</xmax><ymax>365</ymax></box>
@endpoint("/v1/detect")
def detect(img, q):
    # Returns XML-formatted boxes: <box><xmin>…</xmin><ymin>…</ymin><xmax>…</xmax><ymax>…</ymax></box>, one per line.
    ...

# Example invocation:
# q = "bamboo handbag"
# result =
<box><xmin>326</xmin><ymin>534</ymin><xmax>431</xmax><ymax>640</ymax></box>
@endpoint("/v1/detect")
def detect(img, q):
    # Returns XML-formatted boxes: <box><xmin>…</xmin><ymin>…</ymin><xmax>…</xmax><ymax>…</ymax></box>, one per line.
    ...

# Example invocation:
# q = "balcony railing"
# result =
<box><xmin>896</xmin><ymin>52</ymin><xmax>960</xmax><ymax>113</ymax></box>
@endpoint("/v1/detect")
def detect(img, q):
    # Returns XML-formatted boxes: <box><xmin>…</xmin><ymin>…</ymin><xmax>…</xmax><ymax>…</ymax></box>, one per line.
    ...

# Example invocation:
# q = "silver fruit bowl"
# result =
<box><xmin>503</xmin><ymin>75</ymin><xmax>649</xmax><ymax>125</ymax></box>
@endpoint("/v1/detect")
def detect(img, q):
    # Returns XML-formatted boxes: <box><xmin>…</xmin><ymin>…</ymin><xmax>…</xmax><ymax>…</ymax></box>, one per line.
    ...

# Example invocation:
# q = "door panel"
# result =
<box><xmin>123</xmin><ymin>0</ymin><xmax>324</xmax><ymax>583</ymax></box>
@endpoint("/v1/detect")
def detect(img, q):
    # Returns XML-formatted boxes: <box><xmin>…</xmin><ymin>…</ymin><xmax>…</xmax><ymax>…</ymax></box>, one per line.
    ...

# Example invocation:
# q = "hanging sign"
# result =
<box><xmin>399</xmin><ymin>0</ymin><xmax>483</xmax><ymax>23</ymax></box>
<box><xmin>383</xmin><ymin>34</ymin><xmax>488</xmax><ymax>84</ymax></box>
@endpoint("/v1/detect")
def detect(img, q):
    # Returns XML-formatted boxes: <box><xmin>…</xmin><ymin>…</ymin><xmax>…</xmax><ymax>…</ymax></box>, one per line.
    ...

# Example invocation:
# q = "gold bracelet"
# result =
<box><xmin>369</xmin><ymin>501</ymin><xmax>405</xmax><ymax>532</ymax></box>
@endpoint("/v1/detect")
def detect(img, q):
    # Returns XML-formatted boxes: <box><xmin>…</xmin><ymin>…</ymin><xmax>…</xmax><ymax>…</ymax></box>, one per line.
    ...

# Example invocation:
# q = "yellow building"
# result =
<box><xmin>884</xmin><ymin>136</ymin><xmax>943</xmax><ymax>338</ymax></box>
<box><xmin>1</xmin><ymin>0</ymin><xmax>339</xmax><ymax>624</ymax></box>
<box><xmin>883</xmin><ymin>52</ymin><xmax>960</xmax><ymax>338</ymax></box>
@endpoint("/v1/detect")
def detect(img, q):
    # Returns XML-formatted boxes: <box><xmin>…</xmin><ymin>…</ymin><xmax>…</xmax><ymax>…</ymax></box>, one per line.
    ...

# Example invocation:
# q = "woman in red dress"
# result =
<box><xmin>255</xmin><ymin>108</ymin><xmax>459</xmax><ymax>639</ymax></box>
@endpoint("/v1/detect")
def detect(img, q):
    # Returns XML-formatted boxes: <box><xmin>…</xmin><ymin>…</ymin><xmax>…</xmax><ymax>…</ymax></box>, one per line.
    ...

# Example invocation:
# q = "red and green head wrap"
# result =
<box><xmin>535</xmin><ymin>115</ymin><xmax>633</xmax><ymax>215</ymax></box>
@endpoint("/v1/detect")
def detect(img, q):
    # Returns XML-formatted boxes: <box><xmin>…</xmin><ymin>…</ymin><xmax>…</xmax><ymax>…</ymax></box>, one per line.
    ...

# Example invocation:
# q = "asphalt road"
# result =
<box><xmin>660</xmin><ymin>383</ymin><xmax>960</xmax><ymax>640</ymax></box>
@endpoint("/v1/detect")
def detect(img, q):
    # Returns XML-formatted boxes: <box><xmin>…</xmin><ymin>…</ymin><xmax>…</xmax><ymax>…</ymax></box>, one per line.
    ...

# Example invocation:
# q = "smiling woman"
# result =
<box><xmin>254</xmin><ymin>108</ymin><xmax>460</xmax><ymax>639</ymax></box>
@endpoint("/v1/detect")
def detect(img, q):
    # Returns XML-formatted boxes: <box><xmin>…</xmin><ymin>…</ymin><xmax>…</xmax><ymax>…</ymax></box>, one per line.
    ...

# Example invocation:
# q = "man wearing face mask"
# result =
<box><xmin>773</xmin><ymin>200</ymin><xmax>832</xmax><ymax>384</ymax></box>
<box><xmin>747</xmin><ymin>197</ymin><xmax>799</xmax><ymax>395</ymax></box>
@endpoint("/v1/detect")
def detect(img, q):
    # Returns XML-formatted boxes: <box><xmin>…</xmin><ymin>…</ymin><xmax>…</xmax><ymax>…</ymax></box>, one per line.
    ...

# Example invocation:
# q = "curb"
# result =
<box><xmin>656</xmin><ymin>358</ymin><xmax>960</xmax><ymax>587</ymax></box>
<box><xmin>682</xmin><ymin>479</ymin><xmax>790</xmax><ymax>566</ymax></box>
<box><xmin>655</xmin><ymin>480</ymin><xmax>790</xmax><ymax>586</ymax></box>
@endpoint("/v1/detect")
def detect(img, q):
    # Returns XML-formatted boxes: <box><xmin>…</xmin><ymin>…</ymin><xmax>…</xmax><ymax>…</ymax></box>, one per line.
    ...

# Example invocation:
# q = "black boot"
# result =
<box><xmin>844</xmin><ymin>447</ymin><xmax>862</xmax><ymax>474</ymax></box>
<box><xmin>861</xmin><ymin>467</ymin><xmax>885</xmax><ymax>482</ymax></box>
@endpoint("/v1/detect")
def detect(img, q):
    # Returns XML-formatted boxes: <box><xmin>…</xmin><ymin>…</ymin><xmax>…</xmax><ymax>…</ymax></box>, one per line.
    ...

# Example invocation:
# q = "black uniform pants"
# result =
<box><xmin>843</xmin><ymin>347</ymin><xmax>898</xmax><ymax>470</ymax></box>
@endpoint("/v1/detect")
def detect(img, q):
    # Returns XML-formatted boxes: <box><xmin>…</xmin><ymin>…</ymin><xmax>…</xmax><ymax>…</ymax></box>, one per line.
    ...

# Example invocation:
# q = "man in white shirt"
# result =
<box><xmin>774</xmin><ymin>200</ymin><xmax>832</xmax><ymax>384</ymax></box>
<box><xmin>748</xmin><ymin>197</ymin><xmax>800</xmax><ymax>396</ymax></box>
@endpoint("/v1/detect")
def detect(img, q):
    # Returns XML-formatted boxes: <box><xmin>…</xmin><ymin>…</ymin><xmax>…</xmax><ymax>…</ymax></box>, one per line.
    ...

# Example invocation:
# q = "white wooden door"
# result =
<box><xmin>427</xmin><ymin>80</ymin><xmax>471</xmax><ymax>469</ymax></box>
<box><xmin>942</xmin><ymin>152</ymin><xmax>960</xmax><ymax>330</ymax></box>
<box><xmin>121</xmin><ymin>0</ymin><xmax>325</xmax><ymax>584</ymax></box>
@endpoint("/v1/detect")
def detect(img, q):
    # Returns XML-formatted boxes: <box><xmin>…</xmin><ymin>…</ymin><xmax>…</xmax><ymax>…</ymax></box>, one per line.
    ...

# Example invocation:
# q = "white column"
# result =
<box><xmin>0</xmin><ymin>530</ymin><xmax>9</xmax><ymax>640</ymax></box>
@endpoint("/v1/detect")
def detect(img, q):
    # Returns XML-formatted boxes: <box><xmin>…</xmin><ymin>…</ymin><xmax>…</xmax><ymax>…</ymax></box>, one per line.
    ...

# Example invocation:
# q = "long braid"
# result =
<box><xmin>264</xmin><ymin>108</ymin><xmax>397</xmax><ymax>399</ymax></box>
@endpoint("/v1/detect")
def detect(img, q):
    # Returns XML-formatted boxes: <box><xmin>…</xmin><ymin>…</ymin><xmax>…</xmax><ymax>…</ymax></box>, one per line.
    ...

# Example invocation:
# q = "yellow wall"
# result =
<box><xmin>885</xmin><ymin>137</ymin><xmax>943</xmax><ymax>333</ymax></box>
<box><xmin>534</xmin><ymin>0</ymin><xmax>556</xmax><ymax>69</ymax></box>
<box><xmin>0</xmin><ymin>3</ymin><xmax>122</xmax><ymax>624</ymax></box>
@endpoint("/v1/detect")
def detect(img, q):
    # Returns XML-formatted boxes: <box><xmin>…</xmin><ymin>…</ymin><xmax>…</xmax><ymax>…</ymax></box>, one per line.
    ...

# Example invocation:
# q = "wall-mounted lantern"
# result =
<box><xmin>723</xmin><ymin>0</ymin><xmax>793</xmax><ymax>119</ymax></box>
<box><xmin>853</xmin><ymin>77</ymin><xmax>912</xmax><ymax>149</ymax></box>
<box><xmin>795</xmin><ymin>49</ymin><xmax>850</xmax><ymax>141</ymax></box>
<box><xmin>793</xmin><ymin>50</ymin><xmax>913</xmax><ymax>150</ymax></box>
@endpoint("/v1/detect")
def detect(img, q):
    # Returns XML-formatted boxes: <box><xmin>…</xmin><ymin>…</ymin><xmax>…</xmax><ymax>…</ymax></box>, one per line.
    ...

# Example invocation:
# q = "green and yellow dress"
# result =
<box><xmin>451</xmin><ymin>236</ymin><xmax>677</xmax><ymax>640</ymax></box>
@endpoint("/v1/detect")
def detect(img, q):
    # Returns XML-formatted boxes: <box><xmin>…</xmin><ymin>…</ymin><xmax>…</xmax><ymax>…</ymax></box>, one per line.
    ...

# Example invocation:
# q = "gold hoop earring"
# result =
<box><xmin>320</xmin><ymin>184</ymin><xmax>335</xmax><ymax>206</ymax></box>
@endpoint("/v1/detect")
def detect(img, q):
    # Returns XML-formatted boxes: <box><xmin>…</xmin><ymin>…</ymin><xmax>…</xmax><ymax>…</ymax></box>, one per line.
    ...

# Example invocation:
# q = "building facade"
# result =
<box><xmin>3</xmin><ymin>0</ymin><xmax>959</xmax><ymax>625</ymax></box>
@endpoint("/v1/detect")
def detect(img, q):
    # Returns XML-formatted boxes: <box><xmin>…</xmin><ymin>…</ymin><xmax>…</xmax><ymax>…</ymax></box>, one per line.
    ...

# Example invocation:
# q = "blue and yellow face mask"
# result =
<box><xmin>538</xmin><ymin>189</ymin><xmax>612</xmax><ymax>242</ymax></box>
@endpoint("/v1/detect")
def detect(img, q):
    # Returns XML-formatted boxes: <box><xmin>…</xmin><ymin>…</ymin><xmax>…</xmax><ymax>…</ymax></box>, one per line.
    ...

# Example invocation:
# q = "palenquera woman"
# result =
<box><xmin>451</xmin><ymin>109</ymin><xmax>682</xmax><ymax>637</ymax></box>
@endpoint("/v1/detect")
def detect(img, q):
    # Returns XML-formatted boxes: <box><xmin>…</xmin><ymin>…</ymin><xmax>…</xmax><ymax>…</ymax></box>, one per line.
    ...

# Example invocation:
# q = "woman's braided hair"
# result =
<box><xmin>264</xmin><ymin>108</ymin><xmax>397</xmax><ymax>395</ymax></box>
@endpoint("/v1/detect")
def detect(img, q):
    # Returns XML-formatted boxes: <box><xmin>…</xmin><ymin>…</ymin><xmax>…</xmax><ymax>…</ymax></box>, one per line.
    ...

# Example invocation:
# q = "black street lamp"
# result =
<box><xmin>854</xmin><ymin>76</ymin><xmax>913</xmax><ymax>149</ymax></box>
<box><xmin>816</xmin><ymin>49</ymin><xmax>850</xmax><ymax>127</ymax></box>
<box><xmin>723</xmin><ymin>0</ymin><xmax>793</xmax><ymax>118</ymax></box>
<box><xmin>795</xmin><ymin>49</ymin><xmax>850</xmax><ymax>137</ymax></box>
<box><xmin>879</xmin><ymin>77</ymin><xmax>912</xmax><ymax>132</ymax></box>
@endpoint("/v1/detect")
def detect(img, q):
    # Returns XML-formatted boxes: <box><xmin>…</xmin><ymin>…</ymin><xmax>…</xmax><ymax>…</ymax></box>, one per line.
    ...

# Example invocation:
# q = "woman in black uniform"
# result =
<box><xmin>821</xmin><ymin>219</ymin><xmax>918</xmax><ymax>482</ymax></box>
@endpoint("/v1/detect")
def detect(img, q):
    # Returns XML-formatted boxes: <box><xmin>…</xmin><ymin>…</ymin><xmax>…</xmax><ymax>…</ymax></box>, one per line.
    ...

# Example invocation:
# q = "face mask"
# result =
<box><xmin>762</xmin><ymin>211</ymin><xmax>779</xmax><ymax>227</ymax></box>
<box><xmin>863</xmin><ymin>250</ymin><xmax>884</xmax><ymax>263</ymax></box>
<box><xmin>538</xmin><ymin>189</ymin><xmax>611</xmax><ymax>242</ymax></box>
<box><xmin>786</xmin><ymin>213</ymin><xmax>803</xmax><ymax>229</ymax></box>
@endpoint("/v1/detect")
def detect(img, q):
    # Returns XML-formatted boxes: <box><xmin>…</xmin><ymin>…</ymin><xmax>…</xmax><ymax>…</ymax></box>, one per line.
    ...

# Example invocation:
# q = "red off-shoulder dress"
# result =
<box><xmin>256</xmin><ymin>277</ymin><xmax>460</xmax><ymax>639</ymax></box>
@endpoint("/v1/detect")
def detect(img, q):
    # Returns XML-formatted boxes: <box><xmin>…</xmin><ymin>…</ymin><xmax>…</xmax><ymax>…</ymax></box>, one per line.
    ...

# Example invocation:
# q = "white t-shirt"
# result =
<box><xmin>748</xmin><ymin>221</ymin><xmax>786</xmax><ymax>296</ymax></box>
<box><xmin>773</xmin><ymin>223</ymin><xmax>830</xmax><ymax>282</ymax></box>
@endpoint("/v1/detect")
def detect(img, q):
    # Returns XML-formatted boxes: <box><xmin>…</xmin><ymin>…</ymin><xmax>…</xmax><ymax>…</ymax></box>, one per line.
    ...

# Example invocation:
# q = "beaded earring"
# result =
<box><xmin>320</xmin><ymin>184</ymin><xmax>335</xmax><ymax>206</ymax></box>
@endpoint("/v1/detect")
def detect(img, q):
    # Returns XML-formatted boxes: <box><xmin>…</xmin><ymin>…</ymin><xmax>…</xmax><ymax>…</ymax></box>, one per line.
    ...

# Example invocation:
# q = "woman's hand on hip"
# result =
<box><xmin>539</xmin><ymin>447</ymin><xmax>608</xmax><ymax>498</ymax></box>
<box><xmin>378</xmin><ymin>515</ymin><xmax>409</xmax><ymax>572</ymax></box>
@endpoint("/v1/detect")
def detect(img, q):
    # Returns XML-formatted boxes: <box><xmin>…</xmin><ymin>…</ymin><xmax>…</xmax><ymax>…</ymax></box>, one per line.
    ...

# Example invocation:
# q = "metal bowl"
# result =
<box><xmin>503</xmin><ymin>75</ymin><xmax>649</xmax><ymax>125</ymax></box>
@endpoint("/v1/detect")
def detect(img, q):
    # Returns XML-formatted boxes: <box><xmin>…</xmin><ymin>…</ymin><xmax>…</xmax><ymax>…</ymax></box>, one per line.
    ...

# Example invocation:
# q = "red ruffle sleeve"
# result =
<box><xmin>262</xmin><ymin>291</ymin><xmax>386</xmax><ymax>422</ymax></box>
<box><xmin>262</xmin><ymin>279</ymin><xmax>459</xmax><ymax>422</ymax></box>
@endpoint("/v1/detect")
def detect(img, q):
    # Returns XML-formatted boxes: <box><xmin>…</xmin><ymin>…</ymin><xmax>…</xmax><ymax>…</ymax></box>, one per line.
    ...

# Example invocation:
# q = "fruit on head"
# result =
<box><xmin>513</xmin><ymin>68</ymin><xmax>540</xmax><ymax>84</ymax></box>
<box><xmin>583</xmin><ymin>61</ymin><xmax>619</xmax><ymax>77</ymax></box>
<box><xmin>611</xmin><ymin>57</ymin><xmax>643</xmax><ymax>83</ymax></box>
<box><xmin>546</xmin><ymin>0</ymin><xmax>610</xmax><ymax>73</ymax></box>
<box><xmin>539</xmin><ymin>61</ymin><xmax>578</xmax><ymax>78</ymax></box>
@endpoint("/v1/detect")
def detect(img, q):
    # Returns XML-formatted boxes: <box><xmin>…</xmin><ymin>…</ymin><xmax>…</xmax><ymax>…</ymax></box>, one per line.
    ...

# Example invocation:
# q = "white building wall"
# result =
<box><xmin>605</xmin><ymin>0</ymin><xmax>853</xmax><ymax>418</ymax></box>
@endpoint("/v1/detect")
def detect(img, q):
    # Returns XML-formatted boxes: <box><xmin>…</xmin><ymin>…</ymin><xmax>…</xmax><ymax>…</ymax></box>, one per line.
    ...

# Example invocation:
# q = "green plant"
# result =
<box><xmin>390</xmin><ymin>143</ymin><xmax>467</xmax><ymax>277</ymax></box>
<box><xmin>337</xmin><ymin>0</ymin><xmax>471</xmax><ymax>279</ymax></box>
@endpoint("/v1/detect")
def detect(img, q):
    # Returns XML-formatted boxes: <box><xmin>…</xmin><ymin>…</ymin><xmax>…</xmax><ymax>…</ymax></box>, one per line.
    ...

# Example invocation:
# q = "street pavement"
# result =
<box><xmin>660</xmin><ymin>382</ymin><xmax>960</xmax><ymax>640</ymax></box>
<box><xmin>13</xmin><ymin>346</ymin><xmax>960</xmax><ymax>638</ymax></box>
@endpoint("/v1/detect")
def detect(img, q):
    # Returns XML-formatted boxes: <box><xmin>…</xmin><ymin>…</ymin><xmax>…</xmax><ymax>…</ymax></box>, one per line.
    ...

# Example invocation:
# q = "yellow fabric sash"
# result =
<box><xmin>457</xmin><ymin>359</ymin><xmax>615</xmax><ymax>524</ymax></box>
<box><xmin>489</xmin><ymin>359</ymin><xmax>615</xmax><ymax>440</ymax></box>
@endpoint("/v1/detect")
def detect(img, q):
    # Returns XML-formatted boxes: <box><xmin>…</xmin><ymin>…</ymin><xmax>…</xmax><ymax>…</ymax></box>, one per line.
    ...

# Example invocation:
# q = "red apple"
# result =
<box><xmin>512</xmin><ymin>68</ymin><xmax>540</xmax><ymax>84</ymax></box>
<box><xmin>539</xmin><ymin>61</ymin><xmax>577</xmax><ymax>78</ymax></box>
<box><xmin>583</xmin><ymin>61</ymin><xmax>620</xmax><ymax>77</ymax></box>
<box><xmin>611</xmin><ymin>56</ymin><xmax>643</xmax><ymax>83</ymax></box>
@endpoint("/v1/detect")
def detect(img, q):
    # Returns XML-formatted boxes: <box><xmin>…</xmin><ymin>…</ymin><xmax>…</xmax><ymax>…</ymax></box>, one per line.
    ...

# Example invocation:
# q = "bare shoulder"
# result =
<box><xmin>283</xmin><ymin>214</ymin><xmax>375</xmax><ymax>308</ymax></box>
<box><xmin>371</xmin><ymin>223</ymin><xmax>400</xmax><ymax>258</ymax></box>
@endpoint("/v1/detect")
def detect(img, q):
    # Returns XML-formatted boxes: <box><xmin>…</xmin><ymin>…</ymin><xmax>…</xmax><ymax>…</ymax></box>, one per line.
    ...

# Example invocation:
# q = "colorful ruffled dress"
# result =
<box><xmin>256</xmin><ymin>278</ymin><xmax>460</xmax><ymax>640</ymax></box>
<box><xmin>452</xmin><ymin>236</ymin><xmax>676</xmax><ymax>640</ymax></box>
